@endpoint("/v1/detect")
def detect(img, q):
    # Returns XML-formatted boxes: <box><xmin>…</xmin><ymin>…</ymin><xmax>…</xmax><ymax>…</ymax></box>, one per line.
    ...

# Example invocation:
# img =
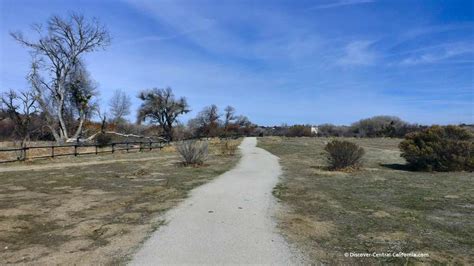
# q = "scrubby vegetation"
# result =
<box><xmin>350</xmin><ymin>115</ymin><xmax>420</xmax><ymax>138</ymax></box>
<box><xmin>96</xmin><ymin>133</ymin><xmax>112</xmax><ymax>147</ymax></box>
<box><xmin>324</xmin><ymin>140</ymin><xmax>365</xmax><ymax>170</ymax></box>
<box><xmin>285</xmin><ymin>125</ymin><xmax>313</xmax><ymax>137</ymax></box>
<box><xmin>176</xmin><ymin>140</ymin><xmax>209</xmax><ymax>166</ymax></box>
<box><xmin>219</xmin><ymin>140</ymin><xmax>240</xmax><ymax>155</ymax></box>
<box><xmin>399</xmin><ymin>125</ymin><xmax>474</xmax><ymax>171</ymax></box>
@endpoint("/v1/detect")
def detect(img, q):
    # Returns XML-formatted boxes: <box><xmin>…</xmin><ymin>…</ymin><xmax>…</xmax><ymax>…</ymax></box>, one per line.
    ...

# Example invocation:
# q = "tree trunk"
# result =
<box><xmin>71</xmin><ymin>112</ymin><xmax>86</xmax><ymax>140</ymax></box>
<box><xmin>56</xmin><ymin>88</ymin><xmax>69</xmax><ymax>141</ymax></box>
<box><xmin>163</xmin><ymin>124</ymin><xmax>173</xmax><ymax>141</ymax></box>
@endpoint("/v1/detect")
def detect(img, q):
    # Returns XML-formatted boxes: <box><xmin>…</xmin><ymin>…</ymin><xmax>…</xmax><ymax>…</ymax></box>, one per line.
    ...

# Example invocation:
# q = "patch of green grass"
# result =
<box><xmin>258</xmin><ymin>136</ymin><xmax>474</xmax><ymax>265</ymax></box>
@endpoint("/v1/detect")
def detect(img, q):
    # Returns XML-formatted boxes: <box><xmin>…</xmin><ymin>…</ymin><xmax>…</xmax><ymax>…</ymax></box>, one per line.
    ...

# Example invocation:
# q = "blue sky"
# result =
<box><xmin>0</xmin><ymin>0</ymin><xmax>473</xmax><ymax>125</ymax></box>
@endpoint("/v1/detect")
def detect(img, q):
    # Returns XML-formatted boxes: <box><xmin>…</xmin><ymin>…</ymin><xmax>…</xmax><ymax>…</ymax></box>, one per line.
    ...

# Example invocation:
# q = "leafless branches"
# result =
<box><xmin>109</xmin><ymin>89</ymin><xmax>131</xmax><ymax>124</ymax></box>
<box><xmin>0</xmin><ymin>89</ymin><xmax>38</xmax><ymax>148</ymax></box>
<box><xmin>11</xmin><ymin>13</ymin><xmax>110</xmax><ymax>143</ymax></box>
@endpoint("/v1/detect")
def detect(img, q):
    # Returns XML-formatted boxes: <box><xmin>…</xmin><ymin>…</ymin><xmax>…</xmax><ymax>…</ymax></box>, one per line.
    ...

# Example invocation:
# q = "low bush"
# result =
<box><xmin>317</xmin><ymin>124</ymin><xmax>351</xmax><ymax>137</ymax></box>
<box><xmin>324</xmin><ymin>140</ymin><xmax>365</xmax><ymax>170</ymax></box>
<box><xmin>177</xmin><ymin>140</ymin><xmax>209</xmax><ymax>166</ymax></box>
<box><xmin>349</xmin><ymin>115</ymin><xmax>423</xmax><ymax>137</ymax></box>
<box><xmin>96</xmin><ymin>133</ymin><xmax>112</xmax><ymax>148</ymax></box>
<box><xmin>399</xmin><ymin>125</ymin><xmax>473</xmax><ymax>171</ymax></box>
<box><xmin>285</xmin><ymin>125</ymin><xmax>312</xmax><ymax>137</ymax></box>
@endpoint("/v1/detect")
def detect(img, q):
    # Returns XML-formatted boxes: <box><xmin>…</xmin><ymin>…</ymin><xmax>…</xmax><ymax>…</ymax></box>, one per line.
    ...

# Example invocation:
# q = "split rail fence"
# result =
<box><xmin>0</xmin><ymin>141</ymin><xmax>168</xmax><ymax>164</ymax></box>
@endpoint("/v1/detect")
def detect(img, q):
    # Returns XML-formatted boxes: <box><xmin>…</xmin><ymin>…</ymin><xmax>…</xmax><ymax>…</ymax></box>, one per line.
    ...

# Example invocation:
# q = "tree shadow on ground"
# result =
<box><xmin>380</xmin><ymin>163</ymin><xmax>415</xmax><ymax>172</ymax></box>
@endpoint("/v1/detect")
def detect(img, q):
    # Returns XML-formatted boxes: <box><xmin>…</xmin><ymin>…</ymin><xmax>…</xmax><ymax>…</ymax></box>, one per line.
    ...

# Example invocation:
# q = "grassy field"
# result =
<box><xmin>258</xmin><ymin>137</ymin><xmax>473</xmax><ymax>265</ymax></box>
<box><xmin>0</xmin><ymin>139</ymin><xmax>240</xmax><ymax>264</ymax></box>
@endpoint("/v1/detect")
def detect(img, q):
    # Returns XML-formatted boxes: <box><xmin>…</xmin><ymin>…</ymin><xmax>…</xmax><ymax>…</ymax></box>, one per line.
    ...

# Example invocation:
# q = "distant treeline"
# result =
<box><xmin>1</xmin><ymin>112</ymin><xmax>472</xmax><ymax>142</ymax></box>
<box><xmin>255</xmin><ymin>116</ymin><xmax>474</xmax><ymax>138</ymax></box>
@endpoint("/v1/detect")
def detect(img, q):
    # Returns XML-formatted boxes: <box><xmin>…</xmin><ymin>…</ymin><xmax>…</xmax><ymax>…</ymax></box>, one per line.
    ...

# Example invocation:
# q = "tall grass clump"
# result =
<box><xmin>219</xmin><ymin>140</ymin><xmax>239</xmax><ymax>155</ymax></box>
<box><xmin>324</xmin><ymin>140</ymin><xmax>365</xmax><ymax>170</ymax></box>
<box><xmin>177</xmin><ymin>140</ymin><xmax>209</xmax><ymax>166</ymax></box>
<box><xmin>399</xmin><ymin>125</ymin><xmax>473</xmax><ymax>171</ymax></box>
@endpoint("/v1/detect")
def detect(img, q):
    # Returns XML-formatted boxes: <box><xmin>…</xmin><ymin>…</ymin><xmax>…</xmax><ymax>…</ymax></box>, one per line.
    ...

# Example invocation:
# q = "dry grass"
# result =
<box><xmin>0</xmin><ymin>140</ymin><xmax>241</xmax><ymax>264</ymax></box>
<box><xmin>258</xmin><ymin>136</ymin><xmax>474</xmax><ymax>265</ymax></box>
<box><xmin>218</xmin><ymin>139</ymin><xmax>240</xmax><ymax>156</ymax></box>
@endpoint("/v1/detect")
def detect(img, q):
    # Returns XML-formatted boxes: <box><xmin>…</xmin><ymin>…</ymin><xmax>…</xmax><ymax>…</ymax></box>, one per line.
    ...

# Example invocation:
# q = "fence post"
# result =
<box><xmin>149</xmin><ymin>140</ymin><xmax>152</xmax><ymax>151</ymax></box>
<box><xmin>126</xmin><ymin>141</ymin><xmax>129</xmax><ymax>153</ymax></box>
<box><xmin>51</xmin><ymin>146</ymin><xmax>55</xmax><ymax>158</ymax></box>
<box><xmin>22</xmin><ymin>147</ymin><xmax>28</xmax><ymax>161</ymax></box>
<box><xmin>112</xmin><ymin>143</ymin><xmax>115</xmax><ymax>154</ymax></box>
<box><xmin>95</xmin><ymin>144</ymin><xmax>98</xmax><ymax>155</ymax></box>
<box><xmin>74</xmin><ymin>145</ymin><xmax>78</xmax><ymax>156</ymax></box>
<box><xmin>139</xmin><ymin>142</ymin><xmax>143</xmax><ymax>152</ymax></box>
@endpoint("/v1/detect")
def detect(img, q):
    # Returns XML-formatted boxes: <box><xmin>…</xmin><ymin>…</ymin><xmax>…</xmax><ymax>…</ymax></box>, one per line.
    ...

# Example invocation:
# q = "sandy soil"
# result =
<box><xmin>0</xmin><ymin>143</ymin><xmax>240</xmax><ymax>265</ymax></box>
<box><xmin>0</xmin><ymin>155</ymin><xmax>169</xmax><ymax>173</ymax></box>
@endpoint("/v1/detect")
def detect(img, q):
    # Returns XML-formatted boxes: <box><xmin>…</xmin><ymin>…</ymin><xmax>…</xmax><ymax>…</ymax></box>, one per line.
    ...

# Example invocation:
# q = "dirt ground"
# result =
<box><xmin>258</xmin><ymin>137</ymin><xmax>474</xmax><ymax>265</ymax></box>
<box><xmin>0</xmin><ymin>140</ymin><xmax>240</xmax><ymax>264</ymax></box>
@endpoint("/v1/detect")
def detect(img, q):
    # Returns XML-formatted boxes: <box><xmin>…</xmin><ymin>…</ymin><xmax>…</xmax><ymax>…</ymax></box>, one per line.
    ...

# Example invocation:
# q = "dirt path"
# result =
<box><xmin>0</xmin><ymin>155</ymin><xmax>171</xmax><ymax>173</ymax></box>
<box><xmin>131</xmin><ymin>137</ymin><xmax>303</xmax><ymax>264</ymax></box>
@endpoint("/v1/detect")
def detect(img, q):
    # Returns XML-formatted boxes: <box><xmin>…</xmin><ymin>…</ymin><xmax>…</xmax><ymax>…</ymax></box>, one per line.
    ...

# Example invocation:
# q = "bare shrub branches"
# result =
<box><xmin>176</xmin><ymin>140</ymin><xmax>209</xmax><ymax>166</ymax></box>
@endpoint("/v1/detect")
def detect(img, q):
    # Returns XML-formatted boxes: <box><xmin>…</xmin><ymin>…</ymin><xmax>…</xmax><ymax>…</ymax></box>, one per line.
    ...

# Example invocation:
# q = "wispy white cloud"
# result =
<box><xmin>400</xmin><ymin>43</ymin><xmax>474</xmax><ymax>65</ymax></box>
<box><xmin>116</xmin><ymin>26</ymin><xmax>213</xmax><ymax>46</ymax></box>
<box><xmin>123</xmin><ymin>0</ymin><xmax>329</xmax><ymax>65</ymax></box>
<box><xmin>123</xmin><ymin>0</ymin><xmax>251</xmax><ymax>58</ymax></box>
<box><xmin>337</xmin><ymin>40</ymin><xmax>376</xmax><ymax>66</ymax></box>
<box><xmin>310</xmin><ymin>0</ymin><xmax>374</xmax><ymax>10</ymax></box>
<box><xmin>402</xmin><ymin>23</ymin><xmax>474</xmax><ymax>39</ymax></box>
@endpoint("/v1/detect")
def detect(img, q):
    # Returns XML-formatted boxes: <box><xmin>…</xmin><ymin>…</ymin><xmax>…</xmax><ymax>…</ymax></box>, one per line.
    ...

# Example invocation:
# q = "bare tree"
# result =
<box><xmin>11</xmin><ymin>13</ymin><xmax>111</xmax><ymax>143</ymax></box>
<box><xmin>234</xmin><ymin>115</ymin><xmax>254</xmax><ymax>136</ymax></box>
<box><xmin>223</xmin><ymin>105</ymin><xmax>235</xmax><ymax>135</ymax></box>
<box><xmin>137</xmin><ymin>87</ymin><xmax>190</xmax><ymax>141</ymax></box>
<box><xmin>0</xmin><ymin>90</ymin><xmax>38</xmax><ymax>158</ymax></box>
<box><xmin>109</xmin><ymin>89</ymin><xmax>131</xmax><ymax>124</ymax></box>
<box><xmin>199</xmin><ymin>105</ymin><xmax>221</xmax><ymax>137</ymax></box>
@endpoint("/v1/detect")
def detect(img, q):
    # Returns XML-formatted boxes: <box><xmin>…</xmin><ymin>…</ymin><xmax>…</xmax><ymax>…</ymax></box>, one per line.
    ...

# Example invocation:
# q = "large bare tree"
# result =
<box><xmin>11</xmin><ymin>13</ymin><xmax>110</xmax><ymax>143</ymax></box>
<box><xmin>137</xmin><ymin>88</ymin><xmax>190</xmax><ymax>141</ymax></box>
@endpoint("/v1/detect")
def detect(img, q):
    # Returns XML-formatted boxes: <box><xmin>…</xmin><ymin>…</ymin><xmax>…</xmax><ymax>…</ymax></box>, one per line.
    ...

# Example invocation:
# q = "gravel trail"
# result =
<box><xmin>130</xmin><ymin>137</ymin><xmax>302</xmax><ymax>264</ymax></box>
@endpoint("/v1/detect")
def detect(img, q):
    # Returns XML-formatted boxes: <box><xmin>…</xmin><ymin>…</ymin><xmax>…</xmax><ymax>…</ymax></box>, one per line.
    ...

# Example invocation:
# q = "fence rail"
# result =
<box><xmin>0</xmin><ymin>141</ymin><xmax>168</xmax><ymax>164</ymax></box>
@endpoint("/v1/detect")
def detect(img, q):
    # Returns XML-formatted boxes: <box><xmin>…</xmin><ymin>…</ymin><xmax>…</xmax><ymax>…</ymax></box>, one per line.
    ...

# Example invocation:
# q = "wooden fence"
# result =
<box><xmin>0</xmin><ymin>140</ymin><xmax>168</xmax><ymax>164</ymax></box>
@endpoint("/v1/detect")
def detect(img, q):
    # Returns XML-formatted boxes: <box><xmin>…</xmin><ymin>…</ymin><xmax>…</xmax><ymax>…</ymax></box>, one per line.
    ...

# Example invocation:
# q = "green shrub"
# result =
<box><xmin>324</xmin><ymin>140</ymin><xmax>365</xmax><ymax>170</ymax></box>
<box><xmin>96</xmin><ymin>133</ymin><xmax>112</xmax><ymax>148</ymax></box>
<box><xmin>177</xmin><ymin>140</ymin><xmax>209</xmax><ymax>166</ymax></box>
<box><xmin>399</xmin><ymin>125</ymin><xmax>473</xmax><ymax>171</ymax></box>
